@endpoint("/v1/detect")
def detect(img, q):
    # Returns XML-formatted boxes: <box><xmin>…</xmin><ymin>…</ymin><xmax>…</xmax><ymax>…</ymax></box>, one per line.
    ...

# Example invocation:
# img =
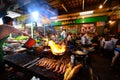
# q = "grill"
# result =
<box><xmin>4</xmin><ymin>46</ymin><xmax>99</xmax><ymax>80</ymax></box>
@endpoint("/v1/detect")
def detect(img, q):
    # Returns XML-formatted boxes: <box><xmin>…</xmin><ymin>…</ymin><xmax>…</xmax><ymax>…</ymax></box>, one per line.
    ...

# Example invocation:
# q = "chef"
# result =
<box><xmin>59</xmin><ymin>28</ymin><xmax>67</xmax><ymax>45</ymax></box>
<box><xmin>0</xmin><ymin>16</ymin><xmax>29</xmax><ymax>75</ymax></box>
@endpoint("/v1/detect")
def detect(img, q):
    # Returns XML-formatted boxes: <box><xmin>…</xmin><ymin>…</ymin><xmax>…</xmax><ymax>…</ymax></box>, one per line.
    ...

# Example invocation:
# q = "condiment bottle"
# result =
<box><xmin>70</xmin><ymin>55</ymin><xmax>75</xmax><ymax>65</ymax></box>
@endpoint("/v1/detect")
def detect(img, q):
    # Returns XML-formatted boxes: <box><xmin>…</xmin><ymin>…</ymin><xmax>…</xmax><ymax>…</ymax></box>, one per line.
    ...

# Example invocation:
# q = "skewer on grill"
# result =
<box><xmin>53</xmin><ymin>63</ymin><xmax>60</xmax><ymax>72</ymax></box>
<box><xmin>36</xmin><ymin>58</ymin><xmax>47</xmax><ymax>66</ymax></box>
<box><xmin>36</xmin><ymin>57</ymin><xmax>69</xmax><ymax>75</ymax></box>
<box><xmin>45</xmin><ymin>59</ymin><xmax>56</xmax><ymax>68</ymax></box>
<box><xmin>58</xmin><ymin>63</ymin><xmax>65</xmax><ymax>73</ymax></box>
<box><xmin>46</xmin><ymin>62</ymin><xmax>55</xmax><ymax>70</ymax></box>
<box><xmin>61</xmin><ymin>64</ymin><xmax>67</xmax><ymax>74</ymax></box>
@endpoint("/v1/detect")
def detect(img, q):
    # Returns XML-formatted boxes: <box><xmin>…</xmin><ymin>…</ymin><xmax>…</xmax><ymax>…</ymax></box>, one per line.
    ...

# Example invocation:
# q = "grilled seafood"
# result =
<box><xmin>36</xmin><ymin>58</ymin><xmax>69</xmax><ymax>74</ymax></box>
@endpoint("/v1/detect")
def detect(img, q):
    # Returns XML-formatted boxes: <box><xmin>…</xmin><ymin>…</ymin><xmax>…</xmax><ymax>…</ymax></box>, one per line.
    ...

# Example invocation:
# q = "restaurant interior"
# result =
<box><xmin>0</xmin><ymin>0</ymin><xmax>120</xmax><ymax>80</ymax></box>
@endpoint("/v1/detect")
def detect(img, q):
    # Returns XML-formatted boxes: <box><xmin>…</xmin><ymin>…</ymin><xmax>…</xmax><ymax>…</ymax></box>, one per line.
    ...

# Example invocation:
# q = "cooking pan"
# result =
<box><xmin>23</xmin><ymin>37</ymin><xmax>36</xmax><ymax>48</ymax></box>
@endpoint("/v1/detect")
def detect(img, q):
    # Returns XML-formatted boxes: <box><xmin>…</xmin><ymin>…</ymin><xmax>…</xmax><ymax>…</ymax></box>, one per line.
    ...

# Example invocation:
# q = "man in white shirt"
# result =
<box><xmin>60</xmin><ymin>28</ymin><xmax>67</xmax><ymax>39</ymax></box>
<box><xmin>59</xmin><ymin>28</ymin><xmax>67</xmax><ymax>44</ymax></box>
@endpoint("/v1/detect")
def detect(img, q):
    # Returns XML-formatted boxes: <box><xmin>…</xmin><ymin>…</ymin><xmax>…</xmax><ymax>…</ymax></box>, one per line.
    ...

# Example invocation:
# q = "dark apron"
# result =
<box><xmin>0</xmin><ymin>36</ymin><xmax>8</xmax><ymax>70</ymax></box>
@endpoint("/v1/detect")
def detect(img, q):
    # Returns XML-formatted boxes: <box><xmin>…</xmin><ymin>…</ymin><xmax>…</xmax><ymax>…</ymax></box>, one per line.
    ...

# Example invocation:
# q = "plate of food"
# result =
<box><xmin>73</xmin><ymin>50</ymin><xmax>87</xmax><ymax>55</ymax></box>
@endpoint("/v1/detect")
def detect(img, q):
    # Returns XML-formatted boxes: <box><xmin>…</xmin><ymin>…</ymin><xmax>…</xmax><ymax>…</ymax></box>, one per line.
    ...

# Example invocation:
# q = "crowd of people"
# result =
<box><xmin>49</xmin><ymin>27</ymin><xmax>120</xmax><ymax>68</ymax></box>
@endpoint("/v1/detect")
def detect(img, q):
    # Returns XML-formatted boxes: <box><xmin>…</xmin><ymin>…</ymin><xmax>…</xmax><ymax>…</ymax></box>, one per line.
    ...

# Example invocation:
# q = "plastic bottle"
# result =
<box><xmin>70</xmin><ymin>55</ymin><xmax>75</xmax><ymax>64</ymax></box>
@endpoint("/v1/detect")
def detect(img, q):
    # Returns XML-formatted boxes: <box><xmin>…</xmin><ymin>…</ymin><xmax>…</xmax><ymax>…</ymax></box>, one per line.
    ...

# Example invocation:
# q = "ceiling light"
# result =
<box><xmin>99</xmin><ymin>4</ymin><xmax>103</xmax><ymax>9</ymax></box>
<box><xmin>99</xmin><ymin>0</ymin><xmax>108</xmax><ymax>9</ymax></box>
<box><xmin>80</xmin><ymin>10</ymin><xmax>94</xmax><ymax>16</ymax></box>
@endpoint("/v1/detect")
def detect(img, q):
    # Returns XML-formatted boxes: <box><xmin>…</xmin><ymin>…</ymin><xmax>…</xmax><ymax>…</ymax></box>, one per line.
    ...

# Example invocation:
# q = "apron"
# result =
<box><xmin>0</xmin><ymin>36</ymin><xmax>8</xmax><ymax>63</ymax></box>
<box><xmin>60</xmin><ymin>35</ymin><xmax>64</xmax><ymax>41</ymax></box>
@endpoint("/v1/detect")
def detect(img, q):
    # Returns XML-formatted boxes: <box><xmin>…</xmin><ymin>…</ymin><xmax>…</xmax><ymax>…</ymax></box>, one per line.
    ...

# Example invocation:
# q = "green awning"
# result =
<box><xmin>75</xmin><ymin>16</ymin><xmax>108</xmax><ymax>24</ymax></box>
<box><xmin>51</xmin><ymin>21</ymin><xmax>62</xmax><ymax>26</ymax></box>
<box><xmin>51</xmin><ymin>16</ymin><xmax>108</xmax><ymax>26</ymax></box>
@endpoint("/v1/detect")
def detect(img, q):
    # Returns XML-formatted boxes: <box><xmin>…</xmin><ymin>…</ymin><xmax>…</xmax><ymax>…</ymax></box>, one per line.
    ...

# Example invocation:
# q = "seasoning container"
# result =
<box><xmin>70</xmin><ymin>55</ymin><xmax>75</xmax><ymax>65</ymax></box>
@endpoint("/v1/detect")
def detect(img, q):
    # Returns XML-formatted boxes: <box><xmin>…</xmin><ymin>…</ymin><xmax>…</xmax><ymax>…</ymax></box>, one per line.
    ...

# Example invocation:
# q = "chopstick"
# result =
<box><xmin>22</xmin><ymin>57</ymin><xmax>40</xmax><ymax>67</ymax></box>
<box><xmin>27</xmin><ymin>59</ymin><xmax>40</xmax><ymax>68</ymax></box>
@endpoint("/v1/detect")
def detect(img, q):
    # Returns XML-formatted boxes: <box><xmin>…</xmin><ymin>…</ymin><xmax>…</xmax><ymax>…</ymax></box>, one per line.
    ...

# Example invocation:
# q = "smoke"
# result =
<box><xmin>26</xmin><ymin>0</ymin><xmax>58</xmax><ymax>19</ymax></box>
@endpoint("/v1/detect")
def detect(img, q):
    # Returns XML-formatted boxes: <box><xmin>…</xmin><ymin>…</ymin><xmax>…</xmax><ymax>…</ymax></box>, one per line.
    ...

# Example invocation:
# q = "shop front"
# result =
<box><xmin>51</xmin><ymin>16</ymin><xmax>108</xmax><ymax>34</ymax></box>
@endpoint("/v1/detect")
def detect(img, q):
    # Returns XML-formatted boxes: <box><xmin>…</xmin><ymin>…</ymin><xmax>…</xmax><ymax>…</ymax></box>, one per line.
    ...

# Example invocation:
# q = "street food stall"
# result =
<box><xmin>4</xmin><ymin>38</ymin><xmax>98</xmax><ymax>80</ymax></box>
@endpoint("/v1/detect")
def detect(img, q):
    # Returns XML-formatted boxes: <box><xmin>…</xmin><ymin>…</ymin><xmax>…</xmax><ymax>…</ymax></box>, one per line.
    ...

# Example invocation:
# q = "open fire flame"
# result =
<box><xmin>43</xmin><ymin>38</ymin><xmax>66</xmax><ymax>55</ymax></box>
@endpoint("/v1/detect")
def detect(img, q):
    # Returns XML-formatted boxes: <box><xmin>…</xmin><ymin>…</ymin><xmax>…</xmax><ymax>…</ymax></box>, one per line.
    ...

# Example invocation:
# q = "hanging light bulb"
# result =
<box><xmin>99</xmin><ymin>4</ymin><xmax>103</xmax><ymax>9</ymax></box>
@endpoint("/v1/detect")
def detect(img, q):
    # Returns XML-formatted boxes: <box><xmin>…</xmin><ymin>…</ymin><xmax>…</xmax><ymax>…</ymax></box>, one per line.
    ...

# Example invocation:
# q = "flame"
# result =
<box><xmin>48</xmin><ymin>40</ymin><xmax>66</xmax><ymax>55</ymax></box>
<box><xmin>43</xmin><ymin>38</ymin><xmax>66</xmax><ymax>55</ymax></box>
